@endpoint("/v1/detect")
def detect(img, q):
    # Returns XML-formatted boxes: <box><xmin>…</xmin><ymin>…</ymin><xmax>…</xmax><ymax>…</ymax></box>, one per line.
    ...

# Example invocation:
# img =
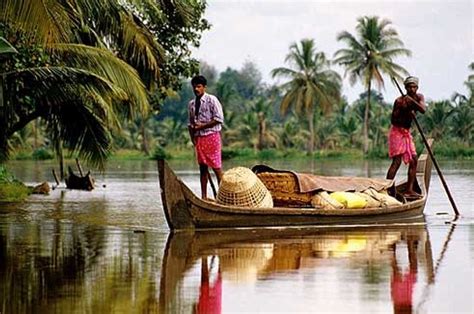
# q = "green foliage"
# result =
<box><xmin>222</xmin><ymin>148</ymin><xmax>254</xmax><ymax>160</ymax></box>
<box><xmin>0</xmin><ymin>165</ymin><xmax>29</xmax><ymax>201</ymax></box>
<box><xmin>32</xmin><ymin>148</ymin><xmax>54</xmax><ymax>160</ymax></box>
<box><xmin>152</xmin><ymin>146</ymin><xmax>171</xmax><ymax>160</ymax></box>
<box><xmin>272</xmin><ymin>38</ymin><xmax>342</xmax><ymax>154</ymax></box>
<box><xmin>433</xmin><ymin>142</ymin><xmax>474</xmax><ymax>159</ymax></box>
<box><xmin>0</xmin><ymin>1</ymin><xmax>209</xmax><ymax>168</ymax></box>
<box><xmin>0</xmin><ymin>165</ymin><xmax>15</xmax><ymax>183</ymax></box>
<box><xmin>2</xmin><ymin>9</ymin><xmax>473</xmax><ymax>164</ymax></box>
<box><xmin>257</xmin><ymin>149</ymin><xmax>278</xmax><ymax>160</ymax></box>
<box><xmin>366</xmin><ymin>145</ymin><xmax>388</xmax><ymax>159</ymax></box>
<box><xmin>334</xmin><ymin>16</ymin><xmax>411</xmax><ymax>154</ymax></box>
<box><xmin>0</xmin><ymin>182</ymin><xmax>30</xmax><ymax>201</ymax></box>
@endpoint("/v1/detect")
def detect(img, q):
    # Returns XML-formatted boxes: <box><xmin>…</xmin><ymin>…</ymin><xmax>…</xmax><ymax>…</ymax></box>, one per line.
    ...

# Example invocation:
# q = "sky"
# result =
<box><xmin>193</xmin><ymin>0</ymin><xmax>473</xmax><ymax>103</ymax></box>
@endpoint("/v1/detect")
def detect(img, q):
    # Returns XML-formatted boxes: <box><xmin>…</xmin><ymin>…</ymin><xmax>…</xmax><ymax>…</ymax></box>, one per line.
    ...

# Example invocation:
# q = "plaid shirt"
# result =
<box><xmin>188</xmin><ymin>93</ymin><xmax>224</xmax><ymax>136</ymax></box>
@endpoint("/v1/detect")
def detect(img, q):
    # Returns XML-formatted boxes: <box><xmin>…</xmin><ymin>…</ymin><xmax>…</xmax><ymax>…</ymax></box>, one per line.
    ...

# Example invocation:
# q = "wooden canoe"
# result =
<box><xmin>158</xmin><ymin>140</ymin><xmax>433</xmax><ymax>230</ymax></box>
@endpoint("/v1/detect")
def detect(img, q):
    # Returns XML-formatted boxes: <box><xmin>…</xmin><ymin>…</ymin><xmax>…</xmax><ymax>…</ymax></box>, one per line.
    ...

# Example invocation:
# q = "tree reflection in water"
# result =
<box><xmin>158</xmin><ymin>223</ymin><xmax>444</xmax><ymax>313</ymax></box>
<box><xmin>1</xmin><ymin>221</ymin><xmax>457</xmax><ymax>313</ymax></box>
<box><xmin>0</xmin><ymin>217</ymin><xmax>163</xmax><ymax>313</ymax></box>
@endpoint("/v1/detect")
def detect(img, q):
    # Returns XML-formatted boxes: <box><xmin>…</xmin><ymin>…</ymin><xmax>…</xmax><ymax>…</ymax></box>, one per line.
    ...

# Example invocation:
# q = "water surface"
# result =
<box><xmin>1</xmin><ymin>159</ymin><xmax>472</xmax><ymax>313</ymax></box>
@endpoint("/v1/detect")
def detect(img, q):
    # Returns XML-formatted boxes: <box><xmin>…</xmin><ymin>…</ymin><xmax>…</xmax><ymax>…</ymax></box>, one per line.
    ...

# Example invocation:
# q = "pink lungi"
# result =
<box><xmin>388</xmin><ymin>126</ymin><xmax>416</xmax><ymax>164</ymax></box>
<box><xmin>195</xmin><ymin>132</ymin><xmax>222</xmax><ymax>169</ymax></box>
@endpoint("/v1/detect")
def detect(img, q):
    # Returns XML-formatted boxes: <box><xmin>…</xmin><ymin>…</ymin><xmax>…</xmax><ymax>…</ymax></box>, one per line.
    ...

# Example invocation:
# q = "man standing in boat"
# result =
<box><xmin>188</xmin><ymin>75</ymin><xmax>224</xmax><ymax>199</ymax></box>
<box><xmin>386</xmin><ymin>76</ymin><xmax>426</xmax><ymax>198</ymax></box>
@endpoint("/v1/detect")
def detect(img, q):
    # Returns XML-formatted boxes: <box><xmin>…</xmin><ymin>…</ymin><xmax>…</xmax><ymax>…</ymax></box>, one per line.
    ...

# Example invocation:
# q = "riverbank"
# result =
<box><xmin>0</xmin><ymin>165</ymin><xmax>30</xmax><ymax>202</ymax></box>
<box><xmin>8</xmin><ymin>143</ymin><xmax>474</xmax><ymax>163</ymax></box>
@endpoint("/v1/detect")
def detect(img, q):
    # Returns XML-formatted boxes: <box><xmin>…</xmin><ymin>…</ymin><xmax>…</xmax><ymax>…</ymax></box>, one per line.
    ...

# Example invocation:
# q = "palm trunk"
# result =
<box><xmin>363</xmin><ymin>82</ymin><xmax>371</xmax><ymax>155</ymax></box>
<box><xmin>33</xmin><ymin>119</ymin><xmax>39</xmax><ymax>150</ymax></box>
<box><xmin>0</xmin><ymin>75</ymin><xmax>6</xmax><ymax>161</ymax></box>
<box><xmin>140</xmin><ymin>117</ymin><xmax>149</xmax><ymax>155</ymax></box>
<box><xmin>308</xmin><ymin>113</ymin><xmax>315</xmax><ymax>154</ymax></box>
<box><xmin>257</xmin><ymin>112</ymin><xmax>265</xmax><ymax>151</ymax></box>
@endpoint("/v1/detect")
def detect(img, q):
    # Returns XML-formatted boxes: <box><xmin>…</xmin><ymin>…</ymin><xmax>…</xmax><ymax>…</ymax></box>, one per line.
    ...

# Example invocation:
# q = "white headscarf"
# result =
<box><xmin>404</xmin><ymin>76</ymin><xmax>419</xmax><ymax>86</ymax></box>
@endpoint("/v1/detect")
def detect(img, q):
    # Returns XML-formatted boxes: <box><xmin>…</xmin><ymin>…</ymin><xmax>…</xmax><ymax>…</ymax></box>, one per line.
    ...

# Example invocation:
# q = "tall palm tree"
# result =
<box><xmin>334</xmin><ymin>16</ymin><xmax>411</xmax><ymax>154</ymax></box>
<box><xmin>272</xmin><ymin>39</ymin><xmax>341</xmax><ymax>154</ymax></box>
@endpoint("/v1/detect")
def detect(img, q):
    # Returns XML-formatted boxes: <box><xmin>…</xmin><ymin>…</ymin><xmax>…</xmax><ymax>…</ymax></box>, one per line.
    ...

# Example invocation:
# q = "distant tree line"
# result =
<box><xmin>152</xmin><ymin>59</ymin><xmax>472</xmax><ymax>160</ymax></box>
<box><xmin>1</xmin><ymin>7</ymin><xmax>472</xmax><ymax>169</ymax></box>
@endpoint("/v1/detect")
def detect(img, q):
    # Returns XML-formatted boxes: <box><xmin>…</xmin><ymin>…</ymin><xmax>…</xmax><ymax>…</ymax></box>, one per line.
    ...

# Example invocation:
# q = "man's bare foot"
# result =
<box><xmin>403</xmin><ymin>191</ymin><xmax>422</xmax><ymax>199</ymax></box>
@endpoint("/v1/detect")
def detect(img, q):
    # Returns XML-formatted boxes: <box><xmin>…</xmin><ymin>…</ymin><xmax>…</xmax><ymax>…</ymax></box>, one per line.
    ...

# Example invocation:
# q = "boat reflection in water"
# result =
<box><xmin>159</xmin><ymin>223</ymin><xmax>436</xmax><ymax>313</ymax></box>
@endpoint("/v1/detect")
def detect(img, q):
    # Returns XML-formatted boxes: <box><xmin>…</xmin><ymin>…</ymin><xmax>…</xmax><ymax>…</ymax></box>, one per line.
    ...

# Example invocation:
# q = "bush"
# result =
<box><xmin>152</xmin><ymin>146</ymin><xmax>171</xmax><ymax>160</ymax></box>
<box><xmin>0</xmin><ymin>165</ymin><xmax>16</xmax><ymax>183</ymax></box>
<box><xmin>434</xmin><ymin>142</ymin><xmax>474</xmax><ymax>158</ymax></box>
<box><xmin>0</xmin><ymin>182</ymin><xmax>30</xmax><ymax>202</ymax></box>
<box><xmin>222</xmin><ymin>148</ymin><xmax>254</xmax><ymax>160</ymax></box>
<box><xmin>367</xmin><ymin>146</ymin><xmax>388</xmax><ymax>159</ymax></box>
<box><xmin>32</xmin><ymin>148</ymin><xmax>54</xmax><ymax>160</ymax></box>
<box><xmin>257</xmin><ymin>149</ymin><xmax>278</xmax><ymax>160</ymax></box>
<box><xmin>0</xmin><ymin>166</ymin><xmax>30</xmax><ymax>202</ymax></box>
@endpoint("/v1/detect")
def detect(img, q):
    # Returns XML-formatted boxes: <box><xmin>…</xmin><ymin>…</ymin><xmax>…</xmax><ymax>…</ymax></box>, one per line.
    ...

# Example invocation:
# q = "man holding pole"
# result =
<box><xmin>386</xmin><ymin>76</ymin><xmax>426</xmax><ymax>198</ymax></box>
<box><xmin>188</xmin><ymin>75</ymin><xmax>224</xmax><ymax>199</ymax></box>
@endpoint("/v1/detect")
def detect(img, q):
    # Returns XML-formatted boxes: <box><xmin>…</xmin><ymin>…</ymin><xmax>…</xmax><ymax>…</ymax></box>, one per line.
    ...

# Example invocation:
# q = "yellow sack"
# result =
<box><xmin>311</xmin><ymin>191</ymin><xmax>344</xmax><ymax>209</ymax></box>
<box><xmin>363</xmin><ymin>188</ymin><xmax>402</xmax><ymax>207</ymax></box>
<box><xmin>329</xmin><ymin>191</ymin><xmax>367</xmax><ymax>209</ymax></box>
<box><xmin>355</xmin><ymin>192</ymin><xmax>381</xmax><ymax>208</ymax></box>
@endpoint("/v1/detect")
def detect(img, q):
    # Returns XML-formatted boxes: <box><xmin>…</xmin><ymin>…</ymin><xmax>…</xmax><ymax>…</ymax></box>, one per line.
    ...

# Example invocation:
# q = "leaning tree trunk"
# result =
<box><xmin>363</xmin><ymin>81</ymin><xmax>371</xmax><ymax>155</ymax></box>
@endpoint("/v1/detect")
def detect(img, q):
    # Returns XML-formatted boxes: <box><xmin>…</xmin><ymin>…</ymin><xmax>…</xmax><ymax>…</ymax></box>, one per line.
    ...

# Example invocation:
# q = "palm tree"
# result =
<box><xmin>272</xmin><ymin>39</ymin><xmax>341</xmax><ymax>154</ymax></box>
<box><xmin>276</xmin><ymin>114</ymin><xmax>311</xmax><ymax>151</ymax></box>
<box><xmin>251</xmin><ymin>98</ymin><xmax>278</xmax><ymax>150</ymax></box>
<box><xmin>450</xmin><ymin>101</ymin><xmax>473</xmax><ymax>145</ymax></box>
<box><xmin>418</xmin><ymin>100</ymin><xmax>454</xmax><ymax>141</ymax></box>
<box><xmin>0</xmin><ymin>37</ymin><xmax>148</xmax><ymax>169</ymax></box>
<box><xmin>334</xmin><ymin>16</ymin><xmax>411</xmax><ymax>154</ymax></box>
<box><xmin>0</xmin><ymin>1</ymin><xmax>206</xmax><ymax>168</ymax></box>
<box><xmin>336</xmin><ymin>115</ymin><xmax>359</xmax><ymax>147</ymax></box>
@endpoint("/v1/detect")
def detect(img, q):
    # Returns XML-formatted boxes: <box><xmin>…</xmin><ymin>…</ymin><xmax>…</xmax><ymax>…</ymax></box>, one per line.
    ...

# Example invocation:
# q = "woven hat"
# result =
<box><xmin>217</xmin><ymin>167</ymin><xmax>273</xmax><ymax>208</ymax></box>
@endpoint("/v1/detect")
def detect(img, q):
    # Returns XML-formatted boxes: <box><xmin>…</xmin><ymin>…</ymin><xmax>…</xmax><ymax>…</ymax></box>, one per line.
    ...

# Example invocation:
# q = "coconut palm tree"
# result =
<box><xmin>334</xmin><ymin>16</ymin><xmax>411</xmax><ymax>154</ymax></box>
<box><xmin>272</xmin><ymin>39</ymin><xmax>341</xmax><ymax>154</ymax></box>
<box><xmin>418</xmin><ymin>100</ymin><xmax>454</xmax><ymax>141</ymax></box>
<box><xmin>450</xmin><ymin>101</ymin><xmax>473</xmax><ymax>145</ymax></box>
<box><xmin>0</xmin><ymin>1</ymin><xmax>207</xmax><ymax>168</ymax></box>
<box><xmin>0</xmin><ymin>36</ymin><xmax>148</xmax><ymax>169</ymax></box>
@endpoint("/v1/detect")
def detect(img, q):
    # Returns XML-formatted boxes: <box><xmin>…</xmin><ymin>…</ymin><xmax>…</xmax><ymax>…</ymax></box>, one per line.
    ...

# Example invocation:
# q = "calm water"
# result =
<box><xmin>1</xmin><ymin>159</ymin><xmax>473</xmax><ymax>313</ymax></box>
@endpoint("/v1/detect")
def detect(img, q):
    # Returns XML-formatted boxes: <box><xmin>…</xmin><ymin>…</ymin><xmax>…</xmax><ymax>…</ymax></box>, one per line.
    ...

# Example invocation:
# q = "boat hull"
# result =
<box><xmin>158</xmin><ymin>140</ymin><xmax>433</xmax><ymax>230</ymax></box>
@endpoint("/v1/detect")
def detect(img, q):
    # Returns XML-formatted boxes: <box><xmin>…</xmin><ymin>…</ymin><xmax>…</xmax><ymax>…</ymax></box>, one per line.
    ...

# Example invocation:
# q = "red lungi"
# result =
<box><xmin>195</xmin><ymin>132</ymin><xmax>222</xmax><ymax>169</ymax></box>
<box><xmin>388</xmin><ymin>126</ymin><xmax>416</xmax><ymax>164</ymax></box>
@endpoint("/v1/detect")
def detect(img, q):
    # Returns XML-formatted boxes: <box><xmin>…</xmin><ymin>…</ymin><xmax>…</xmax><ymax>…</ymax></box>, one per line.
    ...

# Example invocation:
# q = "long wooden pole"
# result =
<box><xmin>207</xmin><ymin>170</ymin><xmax>217</xmax><ymax>198</ymax></box>
<box><xmin>392</xmin><ymin>77</ymin><xmax>459</xmax><ymax>216</ymax></box>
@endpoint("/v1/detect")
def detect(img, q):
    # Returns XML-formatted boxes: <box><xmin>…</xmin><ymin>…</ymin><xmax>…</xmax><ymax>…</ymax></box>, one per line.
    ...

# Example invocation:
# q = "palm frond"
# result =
<box><xmin>0</xmin><ymin>0</ymin><xmax>74</xmax><ymax>44</ymax></box>
<box><xmin>52</xmin><ymin>44</ymin><xmax>150</xmax><ymax>116</ymax></box>
<box><xmin>0</xmin><ymin>36</ymin><xmax>18</xmax><ymax>55</ymax></box>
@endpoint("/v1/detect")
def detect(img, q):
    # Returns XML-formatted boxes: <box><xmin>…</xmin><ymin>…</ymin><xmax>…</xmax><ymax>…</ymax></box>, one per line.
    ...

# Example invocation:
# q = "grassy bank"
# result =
<box><xmin>9</xmin><ymin>141</ymin><xmax>474</xmax><ymax>162</ymax></box>
<box><xmin>0</xmin><ymin>165</ymin><xmax>30</xmax><ymax>202</ymax></box>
